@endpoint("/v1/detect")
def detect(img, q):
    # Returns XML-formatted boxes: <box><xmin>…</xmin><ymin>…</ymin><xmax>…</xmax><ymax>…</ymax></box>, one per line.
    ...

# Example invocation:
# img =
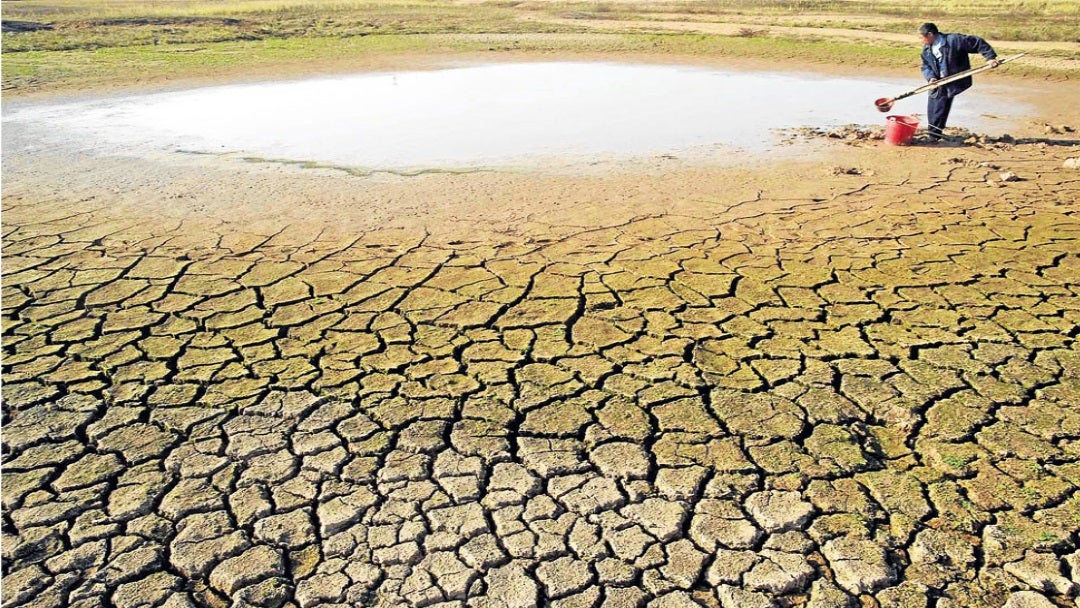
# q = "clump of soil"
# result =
<box><xmin>780</xmin><ymin>124</ymin><xmax>886</xmax><ymax>145</ymax></box>
<box><xmin>1037</xmin><ymin>122</ymin><xmax>1075</xmax><ymax>135</ymax></box>
<box><xmin>828</xmin><ymin>166</ymin><xmax>875</xmax><ymax>176</ymax></box>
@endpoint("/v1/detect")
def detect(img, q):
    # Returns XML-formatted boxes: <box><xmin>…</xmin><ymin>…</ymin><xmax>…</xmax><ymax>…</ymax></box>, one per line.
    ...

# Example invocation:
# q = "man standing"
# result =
<box><xmin>919</xmin><ymin>23</ymin><xmax>1000</xmax><ymax>141</ymax></box>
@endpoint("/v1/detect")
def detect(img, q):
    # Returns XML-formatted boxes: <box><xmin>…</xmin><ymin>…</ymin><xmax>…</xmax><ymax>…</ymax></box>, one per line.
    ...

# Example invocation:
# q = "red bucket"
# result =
<box><xmin>884</xmin><ymin>115</ymin><xmax>919</xmax><ymax>146</ymax></box>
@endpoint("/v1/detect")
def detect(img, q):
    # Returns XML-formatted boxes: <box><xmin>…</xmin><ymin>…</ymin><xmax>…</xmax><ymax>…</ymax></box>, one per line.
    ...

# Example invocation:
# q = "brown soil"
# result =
<box><xmin>3</xmin><ymin>51</ymin><xmax>1080</xmax><ymax>608</ymax></box>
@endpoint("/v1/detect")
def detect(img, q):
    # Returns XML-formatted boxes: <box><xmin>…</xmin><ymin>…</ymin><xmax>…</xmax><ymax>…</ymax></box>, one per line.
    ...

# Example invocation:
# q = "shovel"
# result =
<box><xmin>875</xmin><ymin>53</ymin><xmax>1025</xmax><ymax>112</ymax></box>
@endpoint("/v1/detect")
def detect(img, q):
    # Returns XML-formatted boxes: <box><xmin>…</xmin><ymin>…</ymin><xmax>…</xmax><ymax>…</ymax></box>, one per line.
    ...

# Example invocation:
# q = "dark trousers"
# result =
<box><xmin>927</xmin><ymin>93</ymin><xmax>954</xmax><ymax>139</ymax></box>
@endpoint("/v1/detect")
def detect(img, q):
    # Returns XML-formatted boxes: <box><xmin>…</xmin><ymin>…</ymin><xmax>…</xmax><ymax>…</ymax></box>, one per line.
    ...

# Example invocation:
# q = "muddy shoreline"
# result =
<box><xmin>4</xmin><ymin>55</ymin><xmax>1078</xmax><ymax>239</ymax></box>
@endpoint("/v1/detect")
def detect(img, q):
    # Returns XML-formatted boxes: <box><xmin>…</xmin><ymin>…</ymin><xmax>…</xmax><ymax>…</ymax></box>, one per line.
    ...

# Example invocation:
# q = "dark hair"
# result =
<box><xmin>919</xmin><ymin>23</ymin><xmax>939</xmax><ymax>35</ymax></box>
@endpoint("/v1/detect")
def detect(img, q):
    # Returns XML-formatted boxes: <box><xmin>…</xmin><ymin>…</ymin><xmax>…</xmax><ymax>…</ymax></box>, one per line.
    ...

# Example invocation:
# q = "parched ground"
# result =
<box><xmin>3</xmin><ymin>122</ymin><xmax>1080</xmax><ymax>606</ymax></box>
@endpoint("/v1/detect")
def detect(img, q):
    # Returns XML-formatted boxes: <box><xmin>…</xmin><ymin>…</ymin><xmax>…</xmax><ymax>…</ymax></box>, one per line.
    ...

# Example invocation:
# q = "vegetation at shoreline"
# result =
<box><xmin>3</xmin><ymin>0</ymin><xmax>1077</xmax><ymax>94</ymax></box>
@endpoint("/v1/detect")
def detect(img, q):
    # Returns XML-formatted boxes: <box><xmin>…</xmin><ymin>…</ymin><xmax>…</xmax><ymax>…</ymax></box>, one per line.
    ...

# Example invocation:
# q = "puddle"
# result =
<box><xmin>3</xmin><ymin>62</ymin><xmax>1030</xmax><ymax>171</ymax></box>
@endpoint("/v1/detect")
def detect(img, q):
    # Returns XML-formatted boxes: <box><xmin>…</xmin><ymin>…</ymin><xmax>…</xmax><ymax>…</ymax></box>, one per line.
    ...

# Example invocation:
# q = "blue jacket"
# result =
<box><xmin>921</xmin><ymin>33</ymin><xmax>997</xmax><ymax>98</ymax></box>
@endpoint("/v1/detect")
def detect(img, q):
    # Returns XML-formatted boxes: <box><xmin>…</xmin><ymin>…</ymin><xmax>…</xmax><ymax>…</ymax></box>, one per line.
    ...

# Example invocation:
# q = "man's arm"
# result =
<box><xmin>921</xmin><ymin>50</ymin><xmax>937</xmax><ymax>82</ymax></box>
<box><xmin>957</xmin><ymin>34</ymin><xmax>998</xmax><ymax>64</ymax></box>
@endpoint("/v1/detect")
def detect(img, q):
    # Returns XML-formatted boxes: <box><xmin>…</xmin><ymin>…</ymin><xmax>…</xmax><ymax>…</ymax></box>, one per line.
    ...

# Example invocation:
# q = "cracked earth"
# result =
<box><xmin>3</xmin><ymin>138</ymin><xmax>1080</xmax><ymax>608</ymax></box>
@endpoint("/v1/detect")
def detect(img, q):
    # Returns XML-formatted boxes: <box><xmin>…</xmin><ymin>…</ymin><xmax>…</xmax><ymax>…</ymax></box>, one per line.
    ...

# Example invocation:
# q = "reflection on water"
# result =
<box><xmin>3</xmin><ymin>62</ymin><xmax>1026</xmax><ymax>170</ymax></box>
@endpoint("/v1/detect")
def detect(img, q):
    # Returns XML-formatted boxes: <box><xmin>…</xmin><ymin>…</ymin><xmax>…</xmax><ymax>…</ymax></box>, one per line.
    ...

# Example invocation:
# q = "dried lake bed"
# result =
<box><xmin>2</xmin><ymin>59</ymin><xmax>1079</xmax><ymax>608</ymax></box>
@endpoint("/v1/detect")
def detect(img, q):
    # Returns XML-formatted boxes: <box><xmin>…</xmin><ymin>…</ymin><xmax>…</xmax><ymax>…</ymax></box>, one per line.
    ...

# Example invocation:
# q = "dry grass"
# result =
<box><xmin>532</xmin><ymin>0</ymin><xmax>1080</xmax><ymax>41</ymax></box>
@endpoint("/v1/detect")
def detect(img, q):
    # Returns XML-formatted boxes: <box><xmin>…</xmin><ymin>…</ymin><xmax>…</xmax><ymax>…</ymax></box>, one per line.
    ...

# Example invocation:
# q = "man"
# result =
<box><xmin>918</xmin><ymin>23</ymin><xmax>999</xmax><ymax>141</ymax></box>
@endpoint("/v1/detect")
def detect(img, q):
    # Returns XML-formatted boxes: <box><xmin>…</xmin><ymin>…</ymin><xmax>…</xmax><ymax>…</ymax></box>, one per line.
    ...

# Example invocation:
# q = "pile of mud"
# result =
<box><xmin>780</xmin><ymin>122</ymin><xmax>1078</xmax><ymax>149</ymax></box>
<box><xmin>778</xmin><ymin>124</ymin><xmax>891</xmax><ymax>146</ymax></box>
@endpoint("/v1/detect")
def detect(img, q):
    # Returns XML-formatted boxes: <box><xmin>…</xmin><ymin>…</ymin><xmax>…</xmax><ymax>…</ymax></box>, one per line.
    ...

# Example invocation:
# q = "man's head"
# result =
<box><xmin>919</xmin><ymin>22</ymin><xmax>939</xmax><ymax>45</ymax></box>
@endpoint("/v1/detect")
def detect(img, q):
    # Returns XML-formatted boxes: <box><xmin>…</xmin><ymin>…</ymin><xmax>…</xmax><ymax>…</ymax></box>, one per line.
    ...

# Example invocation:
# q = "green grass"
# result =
<box><xmin>941</xmin><ymin>455</ymin><xmax>970</xmax><ymax>469</ymax></box>
<box><xmin>3</xmin><ymin>0</ymin><xmax>1077</xmax><ymax>93</ymax></box>
<box><xmin>2</xmin><ymin>2</ymin><xmax>553</xmax><ymax>53</ymax></box>
<box><xmin>0</xmin><ymin>33</ymin><xmax>924</xmax><ymax>92</ymax></box>
<box><xmin>1038</xmin><ymin>531</ymin><xmax>1061</xmax><ymax>543</ymax></box>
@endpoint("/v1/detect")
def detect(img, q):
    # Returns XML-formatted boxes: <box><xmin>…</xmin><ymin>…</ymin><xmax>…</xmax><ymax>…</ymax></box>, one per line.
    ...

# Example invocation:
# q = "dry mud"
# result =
<box><xmin>3</xmin><ymin>78</ymin><xmax>1080</xmax><ymax>608</ymax></box>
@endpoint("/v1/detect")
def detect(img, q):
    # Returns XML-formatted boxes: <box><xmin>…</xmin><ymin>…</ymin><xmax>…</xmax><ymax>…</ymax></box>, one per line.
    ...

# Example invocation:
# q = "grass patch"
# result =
<box><xmin>3</xmin><ymin>0</ymin><xmax>1076</xmax><ymax>93</ymax></box>
<box><xmin>0</xmin><ymin>33</ymin><xmax>905</xmax><ymax>91</ymax></box>
<box><xmin>2</xmin><ymin>2</ymin><xmax>555</xmax><ymax>53</ymax></box>
<box><xmin>3</xmin><ymin>32</ymin><xmax>1061</xmax><ymax>93</ymax></box>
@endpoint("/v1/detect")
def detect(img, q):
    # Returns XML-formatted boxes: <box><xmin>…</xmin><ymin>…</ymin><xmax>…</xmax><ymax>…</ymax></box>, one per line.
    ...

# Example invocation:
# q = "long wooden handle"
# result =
<box><xmin>890</xmin><ymin>52</ymin><xmax>1026</xmax><ymax>103</ymax></box>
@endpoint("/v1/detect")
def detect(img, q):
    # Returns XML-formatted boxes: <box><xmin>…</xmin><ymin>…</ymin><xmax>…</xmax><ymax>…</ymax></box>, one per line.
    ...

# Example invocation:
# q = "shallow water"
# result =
<box><xmin>4</xmin><ymin>62</ymin><xmax>1028</xmax><ymax>170</ymax></box>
